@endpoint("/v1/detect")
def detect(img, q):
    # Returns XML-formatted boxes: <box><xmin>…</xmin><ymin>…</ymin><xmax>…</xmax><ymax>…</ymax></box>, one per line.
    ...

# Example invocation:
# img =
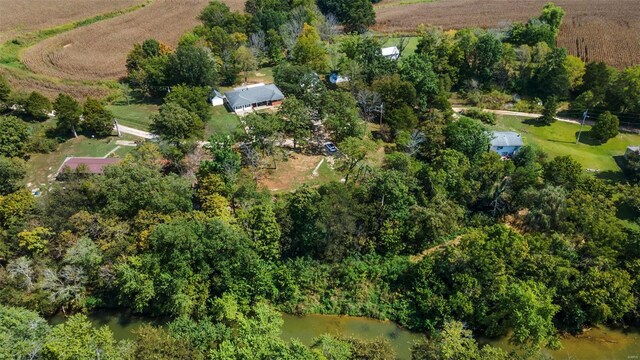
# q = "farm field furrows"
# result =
<box><xmin>0</xmin><ymin>71</ymin><xmax>111</xmax><ymax>100</ymax></box>
<box><xmin>21</xmin><ymin>0</ymin><xmax>245</xmax><ymax>81</ymax></box>
<box><xmin>374</xmin><ymin>0</ymin><xmax>640</xmax><ymax>68</ymax></box>
<box><xmin>0</xmin><ymin>0</ymin><xmax>145</xmax><ymax>43</ymax></box>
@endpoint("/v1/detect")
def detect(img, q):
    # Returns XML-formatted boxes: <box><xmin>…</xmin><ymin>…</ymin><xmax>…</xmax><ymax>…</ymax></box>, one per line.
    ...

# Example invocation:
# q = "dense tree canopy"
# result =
<box><xmin>0</xmin><ymin>116</ymin><xmax>30</xmax><ymax>158</ymax></box>
<box><xmin>4</xmin><ymin>2</ymin><xmax>640</xmax><ymax>359</ymax></box>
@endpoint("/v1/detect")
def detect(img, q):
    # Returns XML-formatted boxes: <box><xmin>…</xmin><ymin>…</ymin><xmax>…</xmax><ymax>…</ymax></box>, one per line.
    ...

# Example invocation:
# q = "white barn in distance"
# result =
<box><xmin>381</xmin><ymin>46</ymin><xmax>400</xmax><ymax>60</ymax></box>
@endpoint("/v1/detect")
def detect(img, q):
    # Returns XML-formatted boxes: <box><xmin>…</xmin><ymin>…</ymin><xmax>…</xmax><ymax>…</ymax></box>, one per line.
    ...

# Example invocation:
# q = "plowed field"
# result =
<box><xmin>374</xmin><ymin>0</ymin><xmax>640</xmax><ymax>68</ymax></box>
<box><xmin>21</xmin><ymin>0</ymin><xmax>245</xmax><ymax>81</ymax></box>
<box><xmin>0</xmin><ymin>0</ymin><xmax>144</xmax><ymax>43</ymax></box>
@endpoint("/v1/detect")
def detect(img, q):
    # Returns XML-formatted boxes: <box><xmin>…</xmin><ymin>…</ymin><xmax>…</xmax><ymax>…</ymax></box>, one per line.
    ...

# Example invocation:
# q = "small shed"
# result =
<box><xmin>490</xmin><ymin>131</ymin><xmax>524</xmax><ymax>157</ymax></box>
<box><xmin>381</xmin><ymin>46</ymin><xmax>400</xmax><ymax>60</ymax></box>
<box><xmin>329</xmin><ymin>72</ymin><xmax>350</xmax><ymax>84</ymax></box>
<box><xmin>209</xmin><ymin>89</ymin><xmax>225</xmax><ymax>106</ymax></box>
<box><xmin>625</xmin><ymin>146</ymin><xmax>640</xmax><ymax>159</ymax></box>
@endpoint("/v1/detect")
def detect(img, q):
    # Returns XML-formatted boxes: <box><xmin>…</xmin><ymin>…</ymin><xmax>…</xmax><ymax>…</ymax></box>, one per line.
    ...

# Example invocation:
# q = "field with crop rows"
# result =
<box><xmin>21</xmin><ymin>0</ymin><xmax>229</xmax><ymax>81</ymax></box>
<box><xmin>374</xmin><ymin>0</ymin><xmax>640</xmax><ymax>68</ymax></box>
<box><xmin>0</xmin><ymin>0</ymin><xmax>144</xmax><ymax>43</ymax></box>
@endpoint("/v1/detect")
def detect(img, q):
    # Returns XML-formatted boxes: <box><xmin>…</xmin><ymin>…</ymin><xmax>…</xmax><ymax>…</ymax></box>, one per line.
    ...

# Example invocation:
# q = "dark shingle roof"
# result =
<box><xmin>225</xmin><ymin>84</ymin><xmax>284</xmax><ymax>108</ymax></box>
<box><xmin>209</xmin><ymin>89</ymin><xmax>224</xmax><ymax>99</ymax></box>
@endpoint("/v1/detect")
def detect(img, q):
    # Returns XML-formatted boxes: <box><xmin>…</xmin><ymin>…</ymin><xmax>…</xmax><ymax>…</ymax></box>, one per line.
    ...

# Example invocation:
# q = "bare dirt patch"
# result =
<box><xmin>374</xmin><ymin>0</ymin><xmax>640</xmax><ymax>68</ymax></box>
<box><xmin>0</xmin><ymin>0</ymin><xmax>144</xmax><ymax>43</ymax></box>
<box><xmin>21</xmin><ymin>0</ymin><xmax>245</xmax><ymax>81</ymax></box>
<box><xmin>259</xmin><ymin>153</ymin><xmax>326</xmax><ymax>192</ymax></box>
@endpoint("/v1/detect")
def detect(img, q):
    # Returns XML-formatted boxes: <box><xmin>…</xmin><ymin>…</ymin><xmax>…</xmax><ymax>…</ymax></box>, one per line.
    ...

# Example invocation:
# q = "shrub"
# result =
<box><xmin>467</xmin><ymin>90</ymin><xmax>511</xmax><ymax>109</ymax></box>
<box><xmin>513</xmin><ymin>99</ymin><xmax>543</xmax><ymax>113</ymax></box>
<box><xmin>462</xmin><ymin>107</ymin><xmax>497</xmax><ymax>125</ymax></box>
<box><xmin>27</xmin><ymin>131</ymin><xmax>58</xmax><ymax>154</ymax></box>
<box><xmin>591</xmin><ymin>111</ymin><xmax>619</xmax><ymax>143</ymax></box>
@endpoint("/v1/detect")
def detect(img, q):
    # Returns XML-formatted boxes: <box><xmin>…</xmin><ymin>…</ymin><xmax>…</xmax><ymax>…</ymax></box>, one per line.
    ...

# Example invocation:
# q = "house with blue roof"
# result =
<box><xmin>490</xmin><ymin>131</ymin><xmax>524</xmax><ymax>157</ymax></box>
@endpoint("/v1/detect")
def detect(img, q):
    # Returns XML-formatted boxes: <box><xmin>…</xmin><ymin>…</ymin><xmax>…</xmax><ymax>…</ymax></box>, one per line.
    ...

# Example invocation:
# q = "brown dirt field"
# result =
<box><xmin>0</xmin><ymin>68</ymin><xmax>113</xmax><ymax>100</ymax></box>
<box><xmin>21</xmin><ymin>0</ymin><xmax>246</xmax><ymax>81</ymax></box>
<box><xmin>0</xmin><ymin>0</ymin><xmax>145</xmax><ymax>43</ymax></box>
<box><xmin>374</xmin><ymin>0</ymin><xmax>640</xmax><ymax>68</ymax></box>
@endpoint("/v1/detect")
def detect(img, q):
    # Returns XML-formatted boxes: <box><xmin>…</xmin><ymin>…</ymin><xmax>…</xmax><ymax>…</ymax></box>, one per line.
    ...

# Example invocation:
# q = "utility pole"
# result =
<box><xmin>576</xmin><ymin>110</ymin><xmax>588</xmax><ymax>144</ymax></box>
<box><xmin>114</xmin><ymin>119</ymin><xmax>121</xmax><ymax>137</ymax></box>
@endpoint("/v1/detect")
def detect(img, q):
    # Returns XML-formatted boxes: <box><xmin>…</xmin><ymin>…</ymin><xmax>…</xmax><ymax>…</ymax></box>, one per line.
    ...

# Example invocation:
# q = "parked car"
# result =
<box><xmin>324</xmin><ymin>142</ymin><xmax>338</xmax><ymax>153</ymax></box>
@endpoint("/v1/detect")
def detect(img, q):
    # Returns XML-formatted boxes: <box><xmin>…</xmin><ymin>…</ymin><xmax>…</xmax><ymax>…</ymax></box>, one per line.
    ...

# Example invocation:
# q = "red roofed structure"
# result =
<box><xmin>57</xmin><ymin>157</ymin><xmax>121</xmax><ymax>175</ymax></box>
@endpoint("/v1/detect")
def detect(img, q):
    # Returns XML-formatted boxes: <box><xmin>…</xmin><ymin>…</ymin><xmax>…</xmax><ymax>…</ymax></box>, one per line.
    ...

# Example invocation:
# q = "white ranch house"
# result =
<box><xmin>224</xmin><ymin>83</ymin><xmax>284</xmax><ymax>115</ymax></box>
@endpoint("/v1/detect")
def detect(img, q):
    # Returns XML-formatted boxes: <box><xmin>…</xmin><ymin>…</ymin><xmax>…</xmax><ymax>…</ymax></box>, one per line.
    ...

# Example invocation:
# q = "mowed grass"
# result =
<box><xmin>107</xmin><ymin>103</ymin><xmax>158</xmax><ymax>131</ymax></box>
<box><xmin>206</xmin><ymin>106</ymin><xmax>242</xmax><ymax>138</ymax></box>
<box><xmin>25</xmin><ymin>136</ymin><xmax>126</xmax><ymax>188</ymax></box>
<box><xmin>491</xmin><ymin>115</ymin><xmax>640</xmax><ymax>176</ymax></box>
<box><xmin>108</xmin><ymin>101</ymin><xmax>241</xmax><ymax>139</ymax></box>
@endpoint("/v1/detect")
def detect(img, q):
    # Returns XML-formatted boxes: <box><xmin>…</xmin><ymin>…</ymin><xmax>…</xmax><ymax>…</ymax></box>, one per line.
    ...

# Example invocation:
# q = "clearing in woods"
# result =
<box><xmin>374</xmin><ymin>0</ymin><xmax>640</xmax><ymax>69</ymax></box>
<box><xmin>491</xmin><ymin>115</ymin><xmax>640</xmax><ymax>179</ymax></box>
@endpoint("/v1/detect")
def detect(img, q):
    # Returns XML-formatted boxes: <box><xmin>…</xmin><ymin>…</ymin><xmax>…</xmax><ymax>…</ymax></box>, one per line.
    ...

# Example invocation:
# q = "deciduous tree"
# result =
<box><xmin>234</xmin><ymin>45</ymin><xmax>258</xmax><ymax>83</ymax></box>
<box><xmin>169</xmin><ymin>44</ymin><xmax>217</xmax><ymax>87</ymax></box>
<box><xmin>54</xmin><ymin>93</ymin><xmax>81</xmax><ymax>137</ymax></box>
<box><xmin>0</xmin><ymin>156</ymin><xmax>26</xmax><ymax>195</ymax></box>
<box><xmin>0</xmin><ymin>305</ymin><xmax>51</xmax><ymax>359</ymax></box>
<box><xmin>292</xmin><ymin>24</ymin><xmax>328</xmax><ymax>73</ymax></box>
<box><xmin>82</xmin><ymin>98</ymin><xmax>113</xmax><ymax>137</ymax></box>
<box><xmin>444</xmin><ymin>117</ymin><xmax>491</xmax><ymax>161</ymax></box>
<box><xmin>150</xmin><ymin>102</ymin><xmax>204</xmax><ymax>144</ymax></box>
<box><xmin>0</xmin><ymin>115</ymin><xmax>30</xmax><ymax>158</ymax></box>
<box><xmin>337</xmin><ymin>137</ymin><xmax>377</xmax><ymax>184</ymax></box>
<box><xmin>25</xmin><ymin>91</ymin><xmax>51</xmax><ymax>121</ymax></box>
<box><xmin>165</xmin><ymin>85</ymin><xmax>211</xmax><ymax>122</ymax></box>
<box><xmin>591</xmin><ymin>111</ymin><xmax>619</xmax><ymax>143</ymax></box>
<box><xmin>278</xmin><ymin>97</ymin><xmax>313</xmax><ymax>150</ymax></box>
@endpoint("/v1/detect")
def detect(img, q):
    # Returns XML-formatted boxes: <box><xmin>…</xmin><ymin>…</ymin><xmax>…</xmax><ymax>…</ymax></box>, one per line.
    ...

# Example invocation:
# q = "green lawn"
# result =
<box><xmin>218</xmin><ymin>67</ymin><xmax>276</xmax><ymax>93</ymax></box>
<box><xmin>383</xmin><ymin>37</ymin><xmax>419</xmax><ymax>58</ymax></box>
<box><xmin>206</xmin><ymin>106</ymin><xmax>242</xmax><ymax>138</ymax></box>
<box><xmin>491</xmin><ymin>115</ymin><xmax>640</xmax><ymax>176</ymax></box>
<box><xmin>25</xmin><ymin>136</ymin><xmax>128</xmax><ymax>189</ymax></box>
<box><xmin>107</xmin><ymin>103</ymin><xmax>159</xmax><ymax>131</ymax></box>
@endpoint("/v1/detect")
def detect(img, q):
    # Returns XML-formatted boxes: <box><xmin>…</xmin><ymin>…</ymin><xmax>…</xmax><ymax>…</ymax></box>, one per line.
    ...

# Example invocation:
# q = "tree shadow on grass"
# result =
<box><xmin>594</xmin><ymin>155</ymin><xmax>628</xmax><ymax>182</ymax></box>
<box><xmin>595</xmin><ymin>169</ymin><xmax>625</xmax><ymax>182</ymax></box>
<box><xmin>574</xmin><ymin>130</ymin><xmax>603</xmax><ymax>146</ymax></box>
<box><xmin>522</xmin><ymin>117</ymin><xmax>549</xmax><ymax>127</ymax></box>
<box><xmin>546</xmin><ymin>139</ymin><xmax>576</xmax><ymax>144</ymax></box>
